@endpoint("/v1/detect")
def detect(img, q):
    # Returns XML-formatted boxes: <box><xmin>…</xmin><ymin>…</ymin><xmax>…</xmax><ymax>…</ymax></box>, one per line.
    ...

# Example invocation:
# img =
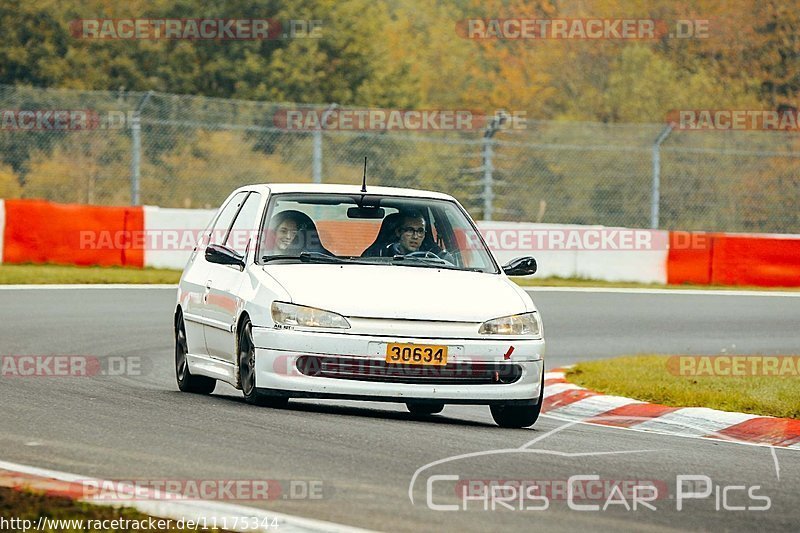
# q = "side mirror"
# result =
<box><xmin>502</xmin><ymin>256</ymin><xmax>537</xmax><ymax>276</ymax></box>
<box><xmin>205</xmin><ymin>243</ymin><xmax>245</xmax><ymax>270</ymax></box>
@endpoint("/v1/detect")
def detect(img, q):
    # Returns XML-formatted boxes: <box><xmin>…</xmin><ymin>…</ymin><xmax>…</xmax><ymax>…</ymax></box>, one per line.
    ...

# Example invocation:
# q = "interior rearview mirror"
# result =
<box><xmin>347</xmin><ymin>206</ymin><xmax>385</xmax><ymax>219</ymax></box>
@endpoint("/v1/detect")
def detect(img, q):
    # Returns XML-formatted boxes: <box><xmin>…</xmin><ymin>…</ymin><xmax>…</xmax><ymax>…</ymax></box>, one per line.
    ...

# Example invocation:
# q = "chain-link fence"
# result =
<box><xmin>1</xmin><ymin>84</ymin><xmax>798</xmax><ymax>232</ymax></box>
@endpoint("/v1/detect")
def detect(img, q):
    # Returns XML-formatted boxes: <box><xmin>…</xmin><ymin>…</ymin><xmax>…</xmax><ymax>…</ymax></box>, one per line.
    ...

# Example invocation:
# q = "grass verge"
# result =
<box><xmin>0</xmin><ymin>264</ymin><xmax>181</xmax><ymax>284</ymax></box>
<box><xmin>566</xmin><ymin>355</ymin><xmax>800</xmax><ymax>419</ymax></box>
<box><xmin>0</xmin><ymin>486</ymin><xmax>228</xmax><ymax>532</ymax></box>
<box><xmin>0</xmin><ymin>265</ymin><xmax>796</xmax><ymax>291</ymax></box>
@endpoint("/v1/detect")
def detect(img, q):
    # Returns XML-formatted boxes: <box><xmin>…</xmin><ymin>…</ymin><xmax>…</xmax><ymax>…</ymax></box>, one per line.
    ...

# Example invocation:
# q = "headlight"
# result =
<box><xmin>271</xmin><ymin>301</ymin><xmax>350</xmax><ymax>329</ymax></box>
<box><xmin>478</xmin><ymin>312</ymin><xmax>542</xmax><ymax>337</ymax></box>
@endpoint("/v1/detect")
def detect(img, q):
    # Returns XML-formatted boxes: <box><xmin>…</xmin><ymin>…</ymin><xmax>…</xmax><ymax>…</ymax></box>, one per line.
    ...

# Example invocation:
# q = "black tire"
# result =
<box><xmin>406</xmin><ymin>402</ymin><xmax>445</xmax><ymax>416</ymax></box>
<box><xmin>239</xmin><ymin>319</ymin><xmax>289</xmax><ymax>408</ymax></box>
<box><xmin>490</xmin><ymin>369</ymin><xmax>545</xmax><ymax>428</ymax></box>
<box><xmin>175</xmin><ymin>312</ymin><xmax>216</xmax><ymax>394</ymax></box>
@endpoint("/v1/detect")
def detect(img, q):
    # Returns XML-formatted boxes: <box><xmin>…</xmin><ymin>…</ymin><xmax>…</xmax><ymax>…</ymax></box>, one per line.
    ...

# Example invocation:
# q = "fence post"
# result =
<box><xmin>130</xmin><ymin>91</ymin><xmax>154</xmax><ymax>206</ymax></box>
<box><xmin>312</xmin><ymin>103</ymin><xmax>338</xmax><ymax>184</ymax></box>
<box><xmin>482</xmin><ymin>113</ymin><xmax>507</xmax><ymax>221</ymax></box>
<box><xmin>650</xmin><ymin>124</ymin><xmax>673</xmax><ymax>229</ymax></box>
<box><xmin>482</xmin><ymin>137</ymin><xmax>494</xmax><ymax>221</ymax></box>
<box><xmin>312</xmin><ymin>130</ymin><xmax>322</xmax><ymax>184</ymax></box>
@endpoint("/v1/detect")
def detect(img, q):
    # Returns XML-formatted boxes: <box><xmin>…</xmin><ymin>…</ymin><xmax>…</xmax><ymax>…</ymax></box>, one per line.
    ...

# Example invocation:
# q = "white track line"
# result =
<box><xmin>525</xmin><ymin>286</ymin><xmax>800</xmax><ymax>297</ymax></box>
<box><xmin>632</xmin><ymin>408</ymin><xmax>760</xmax><ymax>437</ymax></box>
<box><xmin>547</xmin><ymin>394</ymin><xmax>643</xmax><ymax>419</ymax></box>
<box><xmin>0</xmin><ymin>459</ymin><xmax>372</xmax><ymax>533</ymax></box>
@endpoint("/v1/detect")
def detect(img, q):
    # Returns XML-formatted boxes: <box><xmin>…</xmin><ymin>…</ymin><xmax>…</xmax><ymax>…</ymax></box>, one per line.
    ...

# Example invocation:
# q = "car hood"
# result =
<box><xmin>262</xmin><ymin>263</ymin><xmax>531</xmax><ymax>322</ymax></box>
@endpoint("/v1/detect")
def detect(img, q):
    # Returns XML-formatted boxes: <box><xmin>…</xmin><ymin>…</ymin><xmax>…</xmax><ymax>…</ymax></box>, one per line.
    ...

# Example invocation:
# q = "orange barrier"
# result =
<box><xmin>666</xmin><ymin>231</ymin><xmax>712</xmax><ymax>285</ymax></box>
<box><xmin>711</xmin><ymin>234</ymin><xmax>800</xmax><ymax>287</ymax></box>
<box><xmin>2</xmin><ymin>199</ymin><xmax>144</xmax><ymax>267</ymax></box>
<box><xmin>3</xmin><ymin>197</ymin><xmax>799</xmax><ymax>287</ymax></box>
<box><xmin>668</xmin><ymin>231</ymin><xmax>800</xmax><ymax>287</ymax></box>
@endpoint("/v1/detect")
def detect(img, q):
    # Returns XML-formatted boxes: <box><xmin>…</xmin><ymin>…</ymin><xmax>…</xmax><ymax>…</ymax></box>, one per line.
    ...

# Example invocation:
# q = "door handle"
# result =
<box><xmin>206</xmin><ymin>280</ymin><xmax>212</xmax><ymax>290</ymax></box>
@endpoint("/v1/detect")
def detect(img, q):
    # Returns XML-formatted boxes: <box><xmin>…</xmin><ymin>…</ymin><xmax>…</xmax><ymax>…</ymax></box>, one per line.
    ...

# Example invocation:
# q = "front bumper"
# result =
<box><xmin>251</xmin><ymin>326</ymin><xmax>545</xmax><ymax>403</ymax></box>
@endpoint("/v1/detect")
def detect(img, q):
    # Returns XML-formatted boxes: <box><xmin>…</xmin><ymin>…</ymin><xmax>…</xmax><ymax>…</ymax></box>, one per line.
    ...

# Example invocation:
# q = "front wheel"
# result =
<box><xmin>175</xmin><ymin>313</ymin><xmax>216</xmax><ymax>394</ymax></box>
<box><xmin>239</xmin><ymin>319</ymin><xmax>288</xmax><ymax>408</ymax></box>
<box><xmin>490</xmin><ymin>369</ymin><xmax>545</xmax><ymax>428</ymax></box>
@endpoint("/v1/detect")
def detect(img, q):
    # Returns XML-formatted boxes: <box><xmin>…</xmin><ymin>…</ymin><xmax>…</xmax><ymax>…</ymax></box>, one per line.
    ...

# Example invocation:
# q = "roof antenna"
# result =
<box><xmin>361</xmin><ymin>156</ymin><xmax>368</xmax><ymax>192</ymax></box>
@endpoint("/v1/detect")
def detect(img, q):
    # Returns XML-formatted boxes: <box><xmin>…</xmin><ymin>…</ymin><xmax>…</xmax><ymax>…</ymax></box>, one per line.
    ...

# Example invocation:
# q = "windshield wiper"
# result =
<box><xmin>262</xmin><ymin>252</ymin><xmax>348</xmax><ymax>264</ymax></box>
<box><xmin>392</xmin><ymin>254</ymin><xmax>447</xmax><ymax>266</ymax></box>
<box><xmin>390</xmin><ymin>254</ymin><xmax>486</xmax><ymax>272</ymax></box>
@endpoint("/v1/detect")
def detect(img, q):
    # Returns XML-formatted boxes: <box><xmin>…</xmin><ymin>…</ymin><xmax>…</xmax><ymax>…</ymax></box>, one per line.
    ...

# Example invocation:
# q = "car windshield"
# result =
<box><xmin>258</xmin><ymin>193</ymin><xmax>499</xmax><ymax>274</ymax></box>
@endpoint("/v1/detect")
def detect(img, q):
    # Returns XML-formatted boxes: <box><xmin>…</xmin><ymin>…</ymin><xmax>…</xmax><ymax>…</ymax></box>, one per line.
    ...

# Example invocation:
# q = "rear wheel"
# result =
<box><xmin>490</xmin><ymin>369</ymin><xmax>545</xmax><ymax>428</ymax></box>
<box><xmin>405</xmin><ymin>402</ymin><xmax>445</xmax><ymax>416</ymax></box>
<box><xmin>239</xmin><ymin>318</ymin><xmax>288</xmax><ymax>408</ymax></box>
<box><xmin>175</xmin><ymin>313</ymin><xmax>216</xmax><ymax>394</ymax></box>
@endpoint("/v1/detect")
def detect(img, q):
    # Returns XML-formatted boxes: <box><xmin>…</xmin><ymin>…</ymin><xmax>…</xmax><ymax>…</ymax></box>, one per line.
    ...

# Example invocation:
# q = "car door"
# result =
<box><xmin>204</xmin><ymin>191</ymin><xmax>264</xmax><ymax>361</ymax></box>
<box><xmin>184</xmin><ymin>191</ymin><xmax>248</xmax><ymax>356</ymax></box>
<box><xmin>180</xmin><ymin>239</ymin><xmax>211</xmax><ymax>357</ymax></box>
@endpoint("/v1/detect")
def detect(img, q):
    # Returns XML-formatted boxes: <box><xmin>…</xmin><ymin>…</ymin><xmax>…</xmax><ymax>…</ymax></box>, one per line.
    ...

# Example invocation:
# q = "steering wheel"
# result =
<box><xmin>406</xmin><ymin>251</ymin><xmax>439</xmax><ymax>259</ymax></box>
<box><xmin>406</xmin><ymin>250</ymin><xmax>455</xmax><ymax>266</ymax></box>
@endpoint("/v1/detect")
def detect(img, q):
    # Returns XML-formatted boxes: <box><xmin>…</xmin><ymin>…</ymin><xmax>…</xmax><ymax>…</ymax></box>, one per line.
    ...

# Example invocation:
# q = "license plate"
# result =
<box><xmin>385</xmin><ymin>343</ymin><xmax>448</xmax><ymax>366</ymax></box>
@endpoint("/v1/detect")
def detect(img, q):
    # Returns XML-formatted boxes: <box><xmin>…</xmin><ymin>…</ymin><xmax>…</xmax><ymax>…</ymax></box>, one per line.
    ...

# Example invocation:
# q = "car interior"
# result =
<box><xmin>259</xmin><ymin>196</ymin><xmax>474</xmax><ymax>269</ymax></box>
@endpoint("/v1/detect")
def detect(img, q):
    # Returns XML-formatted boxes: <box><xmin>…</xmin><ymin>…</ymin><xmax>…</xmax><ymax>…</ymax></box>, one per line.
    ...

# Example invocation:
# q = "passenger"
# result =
<box><xmin>274</xmin><ymin>217</ymin><xmax>299</xmax><ymax>252</ymax></box>
<box><xmin>263</xmin><ymin>210</ymin><xmax>331</xmax><ymax>256</ymax></box>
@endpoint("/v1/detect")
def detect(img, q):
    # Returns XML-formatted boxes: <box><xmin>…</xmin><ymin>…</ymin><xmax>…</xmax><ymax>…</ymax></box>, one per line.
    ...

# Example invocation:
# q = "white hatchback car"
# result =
<box><xmin>175</xmin><ymin>183</ymin><xmax>545</xmax><ymax>427</ymax></box>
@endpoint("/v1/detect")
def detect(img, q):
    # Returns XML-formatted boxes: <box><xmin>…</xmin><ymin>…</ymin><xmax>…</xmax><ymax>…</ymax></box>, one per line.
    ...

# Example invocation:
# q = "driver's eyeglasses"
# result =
<box><xmin>401</xmin><ymin>227</ymin><xmax>426</xmax><ymax>237</ymax></box>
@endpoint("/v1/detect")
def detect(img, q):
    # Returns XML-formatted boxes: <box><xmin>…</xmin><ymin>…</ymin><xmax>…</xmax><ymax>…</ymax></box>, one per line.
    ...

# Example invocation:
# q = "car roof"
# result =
<box><xmin>233</xmin><ymin>183</ymin><xmax>457</xmax><ymax>201</ymax></box>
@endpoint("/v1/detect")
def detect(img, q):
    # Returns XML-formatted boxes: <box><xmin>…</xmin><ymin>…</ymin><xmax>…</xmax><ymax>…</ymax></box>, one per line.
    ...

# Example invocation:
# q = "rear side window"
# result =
<box><xmin>208</xmin><ymin>192</ymin><xmax>248</xmax><ymax>246</ymax></box>
<box><xmin>226</xmin><ymin>192</ymin><xmax>262</xmax><ymax>256</ymax></box>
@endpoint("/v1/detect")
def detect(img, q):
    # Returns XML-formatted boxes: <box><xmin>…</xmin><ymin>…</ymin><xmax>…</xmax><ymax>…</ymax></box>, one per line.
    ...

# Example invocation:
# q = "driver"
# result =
<box><xmin>378</xmin><ymin>210</ymin><xmax>455</xmax><ymax>264</ymax></box>
<box><xmin>379</xmin><ymin>210</ymin><xmax>426</xmax><ymax>257</ymax></box>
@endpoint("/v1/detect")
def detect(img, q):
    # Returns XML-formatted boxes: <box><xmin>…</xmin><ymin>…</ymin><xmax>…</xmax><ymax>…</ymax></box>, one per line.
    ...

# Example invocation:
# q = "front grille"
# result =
<box><xmin>295</xmin><ymin>355</ymin><xmax>523</xmax><ymax>385</ymax></box>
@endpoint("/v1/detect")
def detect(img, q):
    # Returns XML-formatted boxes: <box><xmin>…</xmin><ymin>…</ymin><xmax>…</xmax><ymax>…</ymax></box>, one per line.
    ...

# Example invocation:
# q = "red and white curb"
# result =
<box><xmin>542</xmin><ymin>369</ymin><xmax>800</xmax><ymax>449</ymax></box>
<box><xmin>0</xmin><ymin>460</ymin><xmax>372</xmax><ymax>533</ymax></box>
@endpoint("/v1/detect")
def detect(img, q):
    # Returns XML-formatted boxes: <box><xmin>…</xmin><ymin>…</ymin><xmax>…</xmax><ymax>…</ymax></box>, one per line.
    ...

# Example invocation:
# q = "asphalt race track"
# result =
<box><xmin>1</xmin><ymin>286</ymin><xmax>798</xmax><ymax>532</ymax></box>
